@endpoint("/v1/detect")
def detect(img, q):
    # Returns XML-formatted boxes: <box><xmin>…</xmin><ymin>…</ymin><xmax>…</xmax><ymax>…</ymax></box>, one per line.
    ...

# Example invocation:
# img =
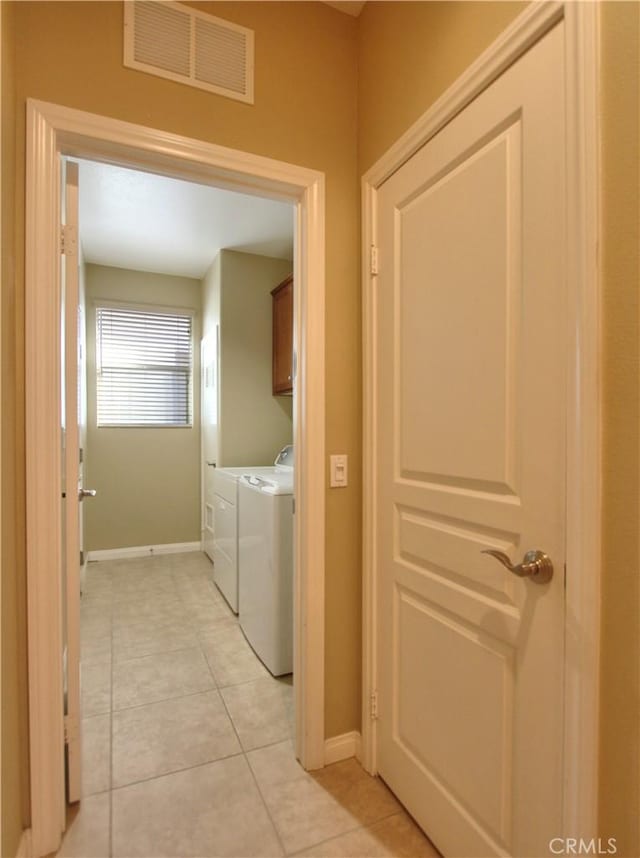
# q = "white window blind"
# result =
<box><xmin>96</xmin><ymin>304</ymin><xmax>193</xmax><ymax>427</ymax></box>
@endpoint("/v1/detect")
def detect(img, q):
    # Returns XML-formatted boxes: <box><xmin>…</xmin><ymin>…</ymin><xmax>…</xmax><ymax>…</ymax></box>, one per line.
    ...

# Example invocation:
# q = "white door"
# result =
<box><xmin>61</xmin><ymin>160</ymin><xmax>82</xmax><ymax>802</ymax></box>
<box><xmin>78</xmin><ymin>256</ymin><xmax>88</xmax><ymax>592</ymax></box>
<box><xmin>374</xmin><ymin>23</ymin><xmax>565</xmax><ymax>858</ymax></box>
<box><xmin>201</xmin><ymin>329</ymin><xmax>219</xmax><ymax>560</ymax></box>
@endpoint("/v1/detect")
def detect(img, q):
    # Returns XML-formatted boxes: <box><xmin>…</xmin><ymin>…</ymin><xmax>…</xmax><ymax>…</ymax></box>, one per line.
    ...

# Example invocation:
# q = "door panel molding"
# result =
<box><xmin>26</xmin><ymin>100</ymin><xmax>326</xmax><ymax>857</ymax></box>
<box><xmin>392</xmin><ymin>585</ymin><xmax>516</xmax><ymax>842</ymax></box>
<box><xmin>362</xmin><ymin>0</ymin><xmax>600</xmax><ymax>844</ymax></box>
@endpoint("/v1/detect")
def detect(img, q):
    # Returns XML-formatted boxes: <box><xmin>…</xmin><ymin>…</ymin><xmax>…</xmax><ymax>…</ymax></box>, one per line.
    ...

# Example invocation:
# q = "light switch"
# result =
<box><xmin>330</xmin><ymin>454</ymin><xmax>348</xmax><ymax>488</ymax></box>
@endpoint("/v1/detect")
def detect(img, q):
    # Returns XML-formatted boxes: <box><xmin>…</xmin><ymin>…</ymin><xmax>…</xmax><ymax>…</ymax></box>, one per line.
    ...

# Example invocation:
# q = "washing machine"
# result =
<box><xmin>213</xmin><ymin>445</ymin><xmax>293</xmax><ymax>613</ymax></box>
<box><xmin>238</xmin><ymin>464</ymin><xmax>294</xmax><ymax>676</ymax></box>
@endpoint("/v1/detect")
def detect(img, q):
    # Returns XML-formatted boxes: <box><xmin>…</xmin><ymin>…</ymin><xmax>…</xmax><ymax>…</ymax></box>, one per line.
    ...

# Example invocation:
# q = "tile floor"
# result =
<box><xmin>57</xmin><ymin>552</ymin><xmax>439</xmax><ymax>858</ymax></box>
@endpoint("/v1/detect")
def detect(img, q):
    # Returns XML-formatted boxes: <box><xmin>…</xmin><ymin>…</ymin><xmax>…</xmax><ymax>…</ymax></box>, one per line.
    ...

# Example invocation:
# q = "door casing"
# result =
<box><xmin>361</xmin><ymin>0</ymin><xmax>601</xmax><ymax>844</ymax></box>
<box><xmin>25</xmin><ymin>100</ymin><xmax>326</xmax><ymax>858</ymax></box>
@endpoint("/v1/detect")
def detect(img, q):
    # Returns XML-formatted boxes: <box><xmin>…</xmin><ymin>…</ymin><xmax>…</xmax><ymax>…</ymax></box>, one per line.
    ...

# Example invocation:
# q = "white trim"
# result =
<box><xmin>16</xmin><ymin>829</ymin><xmax>33</xmax><ymax>858</ymax></box>
<box><xmin>361</xmin><ymin>176</ymin><xmax>378</xmax><ymax>776</ymax></box>
<box><xmin>26</xmin><ymin>101</ymin><xmax>66</xmax><ymax>858</ymax></box>
<box><xmin>324</xmin><ymin>731</ymin><xmax>362</xmax><ymax>766</ymax></box>
<box><xmin>292</xmin><ymin>170</ymin><xmax>326</xmax><ymax>772</ymax></box>
<box><xmin>86</xmin><ymin>542</ymin><xmax>202</xmax><ymax>562</ymax></box>
<box><xmin>26</xmin><ymin>100</ymin><xmax>325</xmax><ymax>857</ymax></box>
<box><xmin>361</xmin><ymin>0</ymin><xmax>601</xmax><ymax>845</ymax></box>
<box><xmin>363</xmin><ymin>1</ymin><xmax>564</xmax><ymax>189</ymax></box>
<box><xmin>0</xmin><ymin>11</ymin><xmax>3</xmax><ymax>855</ymax></box>
<box><xmin>561</xmin><ymin>2</ymin><xmax>602</xmax><ymax>838</ymax></box>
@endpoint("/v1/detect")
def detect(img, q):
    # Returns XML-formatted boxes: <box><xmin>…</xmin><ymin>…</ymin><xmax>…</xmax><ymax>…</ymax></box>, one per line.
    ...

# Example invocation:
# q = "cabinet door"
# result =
<box><xmin>271</xmin><ymin>275</ymin><xmax>293</xmax><ymax>395</ymax></box>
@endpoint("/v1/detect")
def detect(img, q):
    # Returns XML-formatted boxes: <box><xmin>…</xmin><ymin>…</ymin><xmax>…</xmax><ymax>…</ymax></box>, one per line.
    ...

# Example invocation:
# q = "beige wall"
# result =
<box><xmin>1</xmin><ymin>1</ymin><xmax>30</xmax><ymax>855</ymax></box>
<box><xmin>201</xmin><ymin>250</ymin><xmax>293</xmax><ymax>468</ymax></box>
<box><xmin>10</xmin><ymin>0</ymin><xmax>361</xmax><ymax>752</ymax></box>
<box><xmin>217</xmin><ymin>250</ymin><xmax>293</xmax><ymax>466</ymax></box>
<box><xmin>599</xmin><ymin>4</ymin><xmax>640</xmax><ymax>856</ymax></box>
<box><xmin>84</xmin><ymin>265</ymin><xmax>202</xmax><ymax>551</ymax></box>
<box><xmin>357</xmin><ymin>1</ymin><xmax>527</xmax><ymax>174</ymax></box>
<box><xmin>357</xmin><ymin>3</ymin><xmax>640</xmax><ymax>856</ymax></box>
<box><xmin>202</xmin><ymin>253</ymin><xmax>221</xmax><ymax>343</ymax></box>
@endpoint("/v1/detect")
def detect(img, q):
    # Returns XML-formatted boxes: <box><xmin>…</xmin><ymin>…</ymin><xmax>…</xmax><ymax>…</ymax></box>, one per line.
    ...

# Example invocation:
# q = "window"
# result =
<box><xmin>96</xmin><ymin>303</ymin><xmax>193</xmax><ymax>427</ymax></box>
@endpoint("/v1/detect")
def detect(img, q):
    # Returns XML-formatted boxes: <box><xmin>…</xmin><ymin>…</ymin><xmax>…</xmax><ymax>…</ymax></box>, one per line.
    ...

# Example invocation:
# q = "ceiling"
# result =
<box><xmin>323</xmin><ymin>1</ymin><xmax>366</xmax><ymax>16</ymax></box>
<box><xmin>77</xmin><ymin>160</ymin><xmax>294</xmax><ymax>280</ymax></box>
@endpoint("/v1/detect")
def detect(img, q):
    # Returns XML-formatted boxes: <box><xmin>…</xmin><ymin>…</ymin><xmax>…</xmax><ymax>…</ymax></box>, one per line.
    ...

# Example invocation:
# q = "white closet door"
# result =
<box><xmin>374</xmin><ymin>23</ymin><xmax>566</xmax><ymax>858</ymax></box>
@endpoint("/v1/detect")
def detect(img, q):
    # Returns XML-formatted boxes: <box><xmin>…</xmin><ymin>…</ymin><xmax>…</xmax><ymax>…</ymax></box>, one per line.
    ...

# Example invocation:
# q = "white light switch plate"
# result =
<box><xmin>330</xmin><ymin>454</ymin><xmax>348</xmax><ymax>488</ymax></box>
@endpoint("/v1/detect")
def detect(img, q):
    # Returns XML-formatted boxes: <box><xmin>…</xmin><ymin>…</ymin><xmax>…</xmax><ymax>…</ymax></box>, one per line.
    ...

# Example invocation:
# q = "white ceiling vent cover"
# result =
<box><xmin>124</xmin><ymin>1</ymin><xmax>254</xmax><ymax>104</ymax></box>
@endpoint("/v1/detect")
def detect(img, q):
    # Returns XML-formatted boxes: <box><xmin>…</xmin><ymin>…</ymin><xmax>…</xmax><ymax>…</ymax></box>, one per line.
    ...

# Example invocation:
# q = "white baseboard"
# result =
<box><xmin>324</xmin><ymin>731</ymin><xmax>362</xmax><ymax>766</ymax></box>
<box><xmin>87</xmin><ymin>542</ymin><xmax>201</xmax><ymax>562</ymax></box>
<box><xmin>16</xmin><ymin>829</ymin><xmax>32</xmax><ymax>858</ymax></box>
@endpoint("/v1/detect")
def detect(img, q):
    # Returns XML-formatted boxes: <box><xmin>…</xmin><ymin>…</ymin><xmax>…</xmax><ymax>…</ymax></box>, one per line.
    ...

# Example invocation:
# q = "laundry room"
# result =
<box><xmin>74</xmin><ymin>156</ymin><xmax>297</xmax><ymax>800</ymax></box>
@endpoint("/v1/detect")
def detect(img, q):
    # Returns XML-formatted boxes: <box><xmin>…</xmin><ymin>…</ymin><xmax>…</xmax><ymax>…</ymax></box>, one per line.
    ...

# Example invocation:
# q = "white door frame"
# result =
<box><xmin>362</xmin><ymin>0</ymin><xmax>601</xmax><ymax>843</ymax></box>
<box><xmin>25</xmin><ymin>99</ymin><xmax>326</xmax><ymax>858</ymax></box>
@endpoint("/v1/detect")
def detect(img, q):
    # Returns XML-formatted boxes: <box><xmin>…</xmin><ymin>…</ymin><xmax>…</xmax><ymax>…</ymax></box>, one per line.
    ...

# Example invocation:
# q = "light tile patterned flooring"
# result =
<box><xmin>57</xmin><ymin>552</ymin><xmax>439</xmax><ymax>858</ymax></box>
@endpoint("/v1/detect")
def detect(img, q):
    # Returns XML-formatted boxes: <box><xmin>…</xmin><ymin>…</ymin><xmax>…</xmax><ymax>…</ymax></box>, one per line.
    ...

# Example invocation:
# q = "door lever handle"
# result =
<box><xmin>481</xmin><ymin>549</ymin><xmax>553</xmax><ymax>584</ymax></box>
<box><xmin>78</xmin><ymin>488</ymin><xmax>97</xmax><ymax>501</ymax></box>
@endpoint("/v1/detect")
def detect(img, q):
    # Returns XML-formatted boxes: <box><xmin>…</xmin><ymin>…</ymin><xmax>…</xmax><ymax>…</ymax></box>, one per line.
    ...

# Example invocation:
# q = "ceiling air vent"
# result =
<box><xmin>124</xmin><ymin>1</ymin><xmax>254</xmax><ymax>104</ymax></box>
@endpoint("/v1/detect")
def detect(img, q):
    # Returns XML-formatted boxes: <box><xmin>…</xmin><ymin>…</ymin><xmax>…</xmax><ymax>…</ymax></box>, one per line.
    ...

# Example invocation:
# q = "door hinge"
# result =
<box><xmin>60</xmin><ymin>224</ymin><xmax>78</xmax><ymax>256</ymax></box>
<box><xmin>80</xmin><ymin>550</ymin><xmax>85</xmax><ymax>567</ymax></box>
<box><xmin>370</xmin><ymin>690</ymin><xmax>378</xmax><ymax>720</ymax></box>
<box><xmin>370</xmin><ymin>244</ymin><xmax>379</xmax><ymax>276</ymax></box>
<box><xmin>63</xmin><ymin>714</ymin><xmax>79</xmax><ymax>745</ymax></box>
<box><xmin>79</xmin><ymin>447</ymin><xmax>84</xmax><ymax>464</ymax></box>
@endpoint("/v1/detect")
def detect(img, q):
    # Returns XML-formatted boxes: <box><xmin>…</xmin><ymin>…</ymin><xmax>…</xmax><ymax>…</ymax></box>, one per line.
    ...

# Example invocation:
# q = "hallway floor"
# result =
<box><xmin>57</xmin><ymin>552</ymin><xmax>439</xmax><ymax>858</ymax></box>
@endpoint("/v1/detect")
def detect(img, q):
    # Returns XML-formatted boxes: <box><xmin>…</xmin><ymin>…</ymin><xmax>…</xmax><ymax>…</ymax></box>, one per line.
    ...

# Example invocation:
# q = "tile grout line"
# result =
<box><xmin>283</xmin><ymin>793</ymin><xmax>411</xmax><ymax>856</ymax></box>
<box><xmin>111</xmin><ymin>643</ymin><xmax>211</xmax><ymax>669</ymax></box>
<box><xmin>104</xmin><ymin>716</ymin><xmax>298</xmax><ymax>795</ymax></box>
<box><xmin>287</xmin><ymin>810</ymin><xmax>409</xmax><ymax>858</ymax></box>
<box><xmin>108</xmin><ymin>569</ymin><xmax>114</xmax><ymax>858</ymax></box>
<box><xmin>216</xmin><ymin>673</ymin><xmax>290</xmax><ymax>858</ymax></box>
<box><xmin>109</xmin><ymin>685</ymin><xmax>220</xmax><ymax>715</ymax></box>
<box><xmin>111</xmin><ymin>659</ymin><xmax>217</xmax><ymax>712</ymax></box>
<box><xmin>250</xmin><ymin>767</ymin><xmax>292</xmax><ymax>855</ymax></box>
<box><xmin>110</xmin><ymin>747</ymin><xmax>246</xmax><ymax>794</ymax></box>
<box><xmin>84</xmin><ymin>555</ymin><xmax>299</xmax><ymax>857</ymax></box>
<box><xmin>194</xmin><ymin>568</ymin><xmax>290</xmax><ymax>858</ymax></box>
<box><xmin>243</xmin><ymin>743</ymin><xmax>290</xmax><ymax>858</ymax></box>
<box><xmin>274</xmin><ymin>779</ymin><xmax>397</xmax><ymax>857</ymax></box>
<box><xmin>80</xmin><ymin>563</ymin><xmax>114</xmax><ymax>856</ymax></box>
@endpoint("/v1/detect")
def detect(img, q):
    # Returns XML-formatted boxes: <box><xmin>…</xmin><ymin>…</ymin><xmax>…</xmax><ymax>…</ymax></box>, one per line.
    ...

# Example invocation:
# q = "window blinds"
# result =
<box><xmin>96</xmin><ymin>305</ymin><xmax>193</xmax><ymax>427</ymax></box>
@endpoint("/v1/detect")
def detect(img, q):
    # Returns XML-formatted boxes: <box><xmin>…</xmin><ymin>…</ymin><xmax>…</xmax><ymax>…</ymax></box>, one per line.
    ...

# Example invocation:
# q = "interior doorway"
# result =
<box><xmin>67</xmin><ymin>154</ymin><xmax>298</xmax><ymax>809</ymax></box>
<box><xmin>25</xmin><ymin>99</ymin><xmax>326</xmax><ymax>858</ymax></box>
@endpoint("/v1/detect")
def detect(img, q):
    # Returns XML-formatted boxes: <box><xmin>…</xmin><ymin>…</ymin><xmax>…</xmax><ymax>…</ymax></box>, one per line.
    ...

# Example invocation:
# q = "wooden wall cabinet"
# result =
<box><xmin>271</xmin><ymin>274</ymin><xmax>293</xmax><ymax>395</ymax></box>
